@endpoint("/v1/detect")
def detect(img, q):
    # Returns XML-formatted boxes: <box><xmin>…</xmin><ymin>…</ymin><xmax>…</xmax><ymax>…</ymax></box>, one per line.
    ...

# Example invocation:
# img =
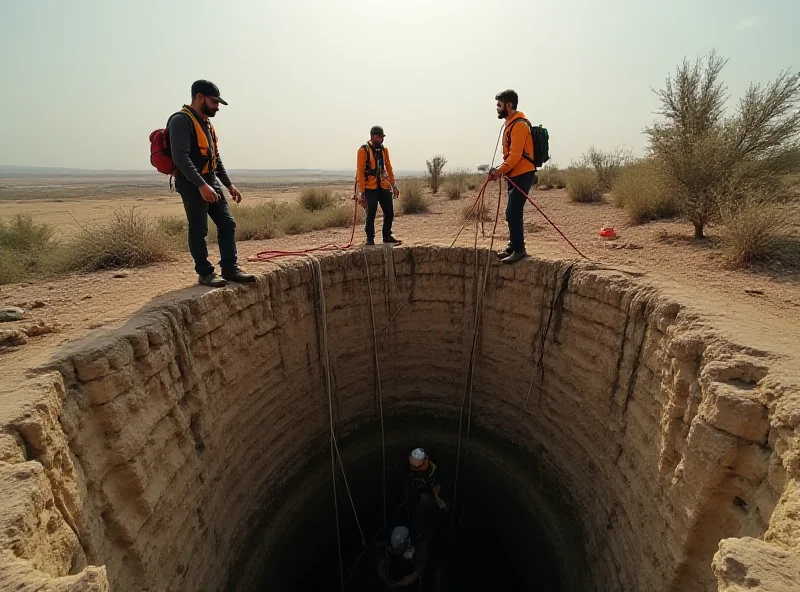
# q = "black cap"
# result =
<box><xmin>191</xmin><ymin>80</ymin><xmax>228</xmax><ymax>105</ymax></box>
<box><xmin>370</xmin><ymin>125</ymin><xmax>385</xmax><ymax>137</ymax></box>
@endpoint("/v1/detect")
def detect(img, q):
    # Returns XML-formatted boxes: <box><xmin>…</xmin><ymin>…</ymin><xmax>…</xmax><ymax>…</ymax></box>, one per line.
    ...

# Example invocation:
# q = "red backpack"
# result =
<box><xmin>149</xmin><ymin>111</ymin><xmax>189</xmax><ymax>178</ymax></box>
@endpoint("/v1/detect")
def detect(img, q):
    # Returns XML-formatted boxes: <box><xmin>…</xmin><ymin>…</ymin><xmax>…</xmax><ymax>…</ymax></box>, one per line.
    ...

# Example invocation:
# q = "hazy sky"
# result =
<box><xmin>1</xmin><ymin>0</ymin><xmax>798</xmax><ymax>172</ymax></box>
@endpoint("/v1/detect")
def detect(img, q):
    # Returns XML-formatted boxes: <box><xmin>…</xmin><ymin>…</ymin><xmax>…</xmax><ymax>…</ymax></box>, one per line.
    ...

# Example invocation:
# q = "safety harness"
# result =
<box><xmin>410</xmin><ymin>460</ymin><xmax>437</xmax><ymax>495</ymax></box>
<box><xmin>361</xmin><ymin>142</ymin><xmax>385</xmax><ymax>187</ymax></box>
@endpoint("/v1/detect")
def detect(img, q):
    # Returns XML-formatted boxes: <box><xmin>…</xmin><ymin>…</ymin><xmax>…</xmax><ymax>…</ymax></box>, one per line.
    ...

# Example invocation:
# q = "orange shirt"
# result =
<box><xmin>497</xmin><ymin>111</ymin><xmax>535</xmax><ymax>177</ymax></box>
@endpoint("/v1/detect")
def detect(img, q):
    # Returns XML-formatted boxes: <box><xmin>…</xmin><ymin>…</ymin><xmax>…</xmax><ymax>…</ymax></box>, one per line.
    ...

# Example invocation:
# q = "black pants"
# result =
<box><xmin>364</xmin><ymin>188</ymin><xmax>394</xmax><ymax>241</ymax></box>
<box><xmin>505</xmin><ymin>170</ymin><xmax>536</xmax><ymax>252</ymax></box>
<box><xmin>176</xmin><ymin>175</ymin><xmax>238</xmax><ymax>276</ymax></box>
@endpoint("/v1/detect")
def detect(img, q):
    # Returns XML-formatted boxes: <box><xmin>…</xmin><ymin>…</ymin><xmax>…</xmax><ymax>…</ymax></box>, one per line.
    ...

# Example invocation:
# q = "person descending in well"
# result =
<box><xmin>168</xmin><ymin>80</ymin><xmax>256</xmax><ymax>287</ymax></box>
<box><xmin>356</xmin><ymin>126</ymin><xmax>401</xmax><ymax>246</ymax></box>
<box><xmin>488</xmin><ymin>89</ymin><xmax>538</xmax><ymax>264</ymax></box>
<box><xmin>408</xmin><ymin>448</ymin><xmax>447</xmax><ymax>511</ymax></box>
<box><xmin>377</xmin><ymin>526</ymin><xmax>434</xmax><ymax>591</ymax></box>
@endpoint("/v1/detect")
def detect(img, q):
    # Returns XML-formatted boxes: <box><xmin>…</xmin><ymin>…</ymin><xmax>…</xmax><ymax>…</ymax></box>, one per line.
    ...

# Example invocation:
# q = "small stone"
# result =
<box><xmin>0</xmin><ymin>307</ymin><xmax>25</xmax><ymax>322</ymax></box>
<box><xmin>82</xmin><ymin>295</ymin><xmax>93</xmax><ymax>301</ymax></box>
<box><xmin>744</xmin><ymin>289</ymin><xmax>765</xmax><ymax>296</ymax></box>
<box><xmin>0</xmin><ymin>328</ymin><xmax>28</xmax><ymax>349</ymax></box>
<box><xmin>23</xmin><ymin>320</ymin><xmax>58</xmax><ymax>338</ymax></box>
<box><xmin>113</xmin><ymin>272</ymin><xmax>129</xmax><ymax>279</ymax></box>
<box><xmin>30</xmin><ymin>300</ymin><xmax>46</xmax><ymax>309</ymax></box>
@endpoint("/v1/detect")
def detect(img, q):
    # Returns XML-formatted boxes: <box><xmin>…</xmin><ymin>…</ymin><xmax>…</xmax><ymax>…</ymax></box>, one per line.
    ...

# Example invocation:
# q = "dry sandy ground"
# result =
<box><xmin>1</xmin><ymin>185</ymin><xmax>799</xmax><ymax>387</ymax></box>
<box><xmin>0</xmin><ymin>181</ymin><xmax>353</xmax><ymax>236</ymax></box>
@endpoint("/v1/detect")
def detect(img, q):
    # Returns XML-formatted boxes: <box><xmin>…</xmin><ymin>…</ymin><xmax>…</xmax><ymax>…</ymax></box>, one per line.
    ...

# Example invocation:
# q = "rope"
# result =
<box><xmin>522</xmin><ymin>262</ymin><xmax>575</xmax><ymax>411</ymax></box>
<box><xmin>503</xmin><ymin>175</ymin><xmax>593</xmax><ymax>261</ymax></box>
<box><xmin>312</xmin><ymin>257</ymin><xmax>370</xmax><ymax>591</ymax></box>
<box><xmin>449</xmin><ymin>122</ymin><xmax>504</xmax><ymax>248</ymax></box>
<box><xmin>312</xmin><ymin>256</ymin><xmax>345</xmax><ymax>590</ymax></box>
<box><xmin>248</xmin><ymin>183</ymin><xmax>360</xmax><ymax>262</ymax></box>
<box><xmin>362</xmin><ymin>250</ymin><xmax>387</xmax><ymax>529</ymax></box>
<box><xmin>451</xmin><ymin>180</ymin><xmax>504</xmax><ymax>518</ymax></box>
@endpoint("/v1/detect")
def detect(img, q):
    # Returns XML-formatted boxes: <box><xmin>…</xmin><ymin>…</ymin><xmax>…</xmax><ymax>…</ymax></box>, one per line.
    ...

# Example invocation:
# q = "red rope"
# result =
<box><xmin>248</xmin><ymin>196</ymin><xmax>360</xmax><ymax>262</ymax></box>
<box><xmin>503</xmin><ymin>174</ymin><xmax>592</xmax><ymax>261</ymax></box>
<box><xmin>246</xmin><ymin>171</ymin><xmax>590</xmax><ymax>263</ymax></box>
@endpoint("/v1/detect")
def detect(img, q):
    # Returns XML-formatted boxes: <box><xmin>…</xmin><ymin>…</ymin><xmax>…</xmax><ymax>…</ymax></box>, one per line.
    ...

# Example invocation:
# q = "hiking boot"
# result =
<box><xmin>501</xmin><ymin>250</ymin><xmax>528</xmax><ymax>264</ymax></box>
<box><xmin>199</xmin><ymin>273</ymin><xmax>227</xmax><ymax>287</ymax></box>
<box><xmin>383</xmin><ymin>236</ymin><xmax>402</xmax><ymax>245</ymax></box>
<box><xmin>497</xmin><ymin>246</ymin><xmax>514</xmax><ymax>259</ymax></box>
<box><xmin>365</xmin><ymin>239</ymin><xmax>375</xmax><ymax>246</ymax></box>
<box><xmin>222</xmin><ymin>268</ymin><xmax>257</xmax><ymax>283</ymax></box>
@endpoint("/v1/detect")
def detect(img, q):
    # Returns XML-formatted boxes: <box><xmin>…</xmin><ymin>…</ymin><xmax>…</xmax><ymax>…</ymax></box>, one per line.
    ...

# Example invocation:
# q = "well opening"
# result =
<box><xmin>0</xmin><ymin>246</ymin><xmax>790</xmax><ymax>592</ymax></box>
<box><xmin>241</xmin><ymin>420</ymin><xmax>584</xmax><ymax>591</ymax></box>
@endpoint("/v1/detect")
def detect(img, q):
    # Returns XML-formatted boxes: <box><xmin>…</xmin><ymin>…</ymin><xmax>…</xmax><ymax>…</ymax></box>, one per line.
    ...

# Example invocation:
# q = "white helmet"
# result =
<box><xmin>409</xmin><ymin>447</ymin><xmax>428</xmax><ymax>469</ymax></box>
<box><xmin>390</xmin><ymin>526</ymin><xmax>410</xmax><ymax>550</ymax></box>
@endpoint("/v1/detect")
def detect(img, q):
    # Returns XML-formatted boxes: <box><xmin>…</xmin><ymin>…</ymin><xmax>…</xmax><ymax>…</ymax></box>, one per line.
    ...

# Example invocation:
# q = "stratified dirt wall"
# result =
<box><xmin>0</xmin><ymin>247</ymin><xmax>798</xmax><ymax>591</ymax></box>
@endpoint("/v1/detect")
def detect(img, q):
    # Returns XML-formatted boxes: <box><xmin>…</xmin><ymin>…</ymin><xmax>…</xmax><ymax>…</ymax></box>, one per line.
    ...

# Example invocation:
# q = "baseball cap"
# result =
<box><xmin>370</xmin><ymin>125</ymin><xmax>385</xmax><ymax>137</ymax></box>
<box><xmin>191</xmin><ymin>80</ymin><xmax>228</xmax><ymax>105</ymax></box>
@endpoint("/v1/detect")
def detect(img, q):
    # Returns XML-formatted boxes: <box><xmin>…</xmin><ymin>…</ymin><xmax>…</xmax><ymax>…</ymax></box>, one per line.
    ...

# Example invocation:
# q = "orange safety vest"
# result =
<box><xmin>180</xmin><ymin>105</ymin><xmax>219</xmax><ymax>175</ymax></box>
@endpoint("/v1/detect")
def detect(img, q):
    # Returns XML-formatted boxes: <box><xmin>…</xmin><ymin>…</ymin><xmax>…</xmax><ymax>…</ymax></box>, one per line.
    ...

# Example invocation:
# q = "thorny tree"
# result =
<box><xmin>426</xmin><ymin>156</ymin><xmax>448</xmax><ymax>194</ymax></box>
<box><xmin>646</xmin><ymin>50</ymin><xmax>800</xmax><ymax>238</ymax></box>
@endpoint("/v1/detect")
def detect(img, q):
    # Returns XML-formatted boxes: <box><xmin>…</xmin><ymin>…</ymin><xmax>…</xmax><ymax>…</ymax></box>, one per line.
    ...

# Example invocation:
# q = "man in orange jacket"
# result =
<box><xmin>488</xmin><ymin>89</ymin><xmax>537</xmax><ymax>264</ymax></box>
<box><xmin>356</xmin><ymin>126</ymin><xmax>401</xmax><ymax>246</ymax></box>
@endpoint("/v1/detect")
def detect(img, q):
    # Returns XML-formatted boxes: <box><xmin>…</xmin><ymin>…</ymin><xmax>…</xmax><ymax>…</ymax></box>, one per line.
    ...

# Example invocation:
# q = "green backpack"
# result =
<box><xmin>506</xmin><ymin>119</ymin><xmax>550</xmax><ymax>169</ymax></box>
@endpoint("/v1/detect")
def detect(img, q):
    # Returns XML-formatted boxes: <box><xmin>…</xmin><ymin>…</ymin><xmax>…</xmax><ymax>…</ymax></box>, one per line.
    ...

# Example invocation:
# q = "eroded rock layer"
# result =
<box><xmin>0</xmin><ymin>247</ymin><xmax>798</xmax><ymax>591</ymax></box>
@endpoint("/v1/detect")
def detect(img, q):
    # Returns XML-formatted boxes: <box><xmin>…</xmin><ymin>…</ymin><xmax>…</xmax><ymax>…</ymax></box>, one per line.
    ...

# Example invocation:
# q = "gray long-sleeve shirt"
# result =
<box><xmin>168</xmin><ymin>108</ymin><xmax>232</xmax><ymax>188</ymax></box>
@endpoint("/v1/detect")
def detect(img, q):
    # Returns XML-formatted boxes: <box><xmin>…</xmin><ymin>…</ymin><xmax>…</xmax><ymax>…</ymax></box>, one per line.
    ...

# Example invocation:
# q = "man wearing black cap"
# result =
<box><xmin>356</xmin><ymin>126</ymin><xmax>401</xmax><ymax>246</ymax></box>
<box><xmin>168</xmin><ymin>80</ymin><xmax>255</xmax><ymax>287</ymax></box>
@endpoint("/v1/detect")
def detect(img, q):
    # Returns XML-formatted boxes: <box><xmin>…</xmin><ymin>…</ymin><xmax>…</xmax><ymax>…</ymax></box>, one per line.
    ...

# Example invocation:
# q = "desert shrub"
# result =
<box><xmin>0</xmin><ymin>214</ymin><xmax>55</xmax><ymax>251</ymax></box>
<box><xmin>0</xmin><ymin>215</ymin><xmax>60</xmax><ymax>285</ymax></box>
<box><xmin>283</xmin><ymin>204</ymin><xmax>351</xmax><ymax>235</ymax></box>
<box><xmin>0</xmin><ymin>250</ymin><xmax>57</xmax><ymax>285</ymax></box>
<box><xmin>567</xmin><ymin>168</ymin><xmax>603</xmax><ymax>203</ymax></box>
<box><xmin>466</xmin><ymin>174</ymin><xmax>484</xmax><ymax>190</ymax></box>
<box><xmin>576</xmin><ymin>147</ymin><xmax>634</xmax><ymax>190</ymax></box>
<box><xmin>232</xmin><ymin>202</ymin><xmax>293</xmax><ymax>240</ymax></box>
<box><xmin>536</xmin><ymin>165</ymin><xmax>567</xmax><ymax>190</ymax></box>
<box><xmin>62</xmin><ymin>207</ymin><xmax>172</xmax><ymax>272</ymax></box>
<box><xmin>399</xmin><ymin>179</ymin><xmax>430</xmax><ymax>214</ymax></box>
<box><xmin>612</xmin><ymin>160</ymin><xmax>679</xmax><ymax>223</ymax></box>
<box><xmin>426</xmin><ymin>156</ymin><xmax>447</xmax><ymax>194</ymax></box>
<box><xmin>719</xmin><ymin>195</ymin><xmax>795</xmax><ymax>267</ymax></box>
<box><xmin>156</xmin><ymin>215</ymin><xmax>187</xmax><ymax>238</ymax></box>
<box><xmin>299</xmin><ymin>187</ymin><xmax>336</xmax><ymax>212</ymax></box>
<box><xmin>646</xmin><ymin>51</ymin><xmax>800</xmax><ymax>238</ymax></box>
<box><xmin>781</xmin><ymin>173</ymin><xmax>800</xmax><ymax>201</ymax></box>
<box><xmin>444</xmin><ymin>169</ymin><xmax>471</xmax><ymax>200</ymax></box>
<box><xmin>316</xmin><ymin>204</ymin><xmax>353</xmax><ymax>229</ymax></box>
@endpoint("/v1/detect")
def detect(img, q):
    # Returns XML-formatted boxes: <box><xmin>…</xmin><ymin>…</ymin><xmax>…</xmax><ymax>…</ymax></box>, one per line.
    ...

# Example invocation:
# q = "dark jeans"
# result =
<box><xmin>364</xmin><ymin>188</ymin><xmax>394</xmax><ymax>241</ymax></box>
<box><xmin>505</xmin><ymin>170</ymin><xmax>536</xmax><ymax>252</ymax></box>
<box><xmin>176</xmin><ymin>175</ymin><xmax>238</xmax><ymax>276</ymax></box>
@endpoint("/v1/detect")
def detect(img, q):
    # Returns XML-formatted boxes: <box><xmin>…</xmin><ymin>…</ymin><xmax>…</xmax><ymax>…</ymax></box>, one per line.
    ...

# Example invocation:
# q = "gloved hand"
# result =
<box><xmin>487</xmin><ymin>168</ymin><xmax>502</xmax><ymax>181</ymax></box>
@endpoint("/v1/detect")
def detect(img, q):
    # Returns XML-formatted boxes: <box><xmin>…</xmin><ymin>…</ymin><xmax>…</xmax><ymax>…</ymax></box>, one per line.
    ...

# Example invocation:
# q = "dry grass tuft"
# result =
<box><xmin>612</xmin><ymin>160</ymin><xmax>679</xmax><ymax>223</ymax></box>
<box><xmin>399</xmin><ymin>179</ymin><xmax>430</xmax><ymax>214</ymax></box>
<box><xmin>567</xmin><ymin>169</ymin><xmax>603</xmax><ymax>203</ymax></box>
<box><xmin>720</xmin><ymin>196</ymin><xmax>796</xmax><ymax>267</ymax></box>
<box><xmin>62</xmin><ymin>207</ymin><xmax>173</xmax><ymax>272</ymax></box>
<box><xmin>299</xmin><ymin>187</ymin><xmax>336</xmax><ymax>212</ymax></box>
